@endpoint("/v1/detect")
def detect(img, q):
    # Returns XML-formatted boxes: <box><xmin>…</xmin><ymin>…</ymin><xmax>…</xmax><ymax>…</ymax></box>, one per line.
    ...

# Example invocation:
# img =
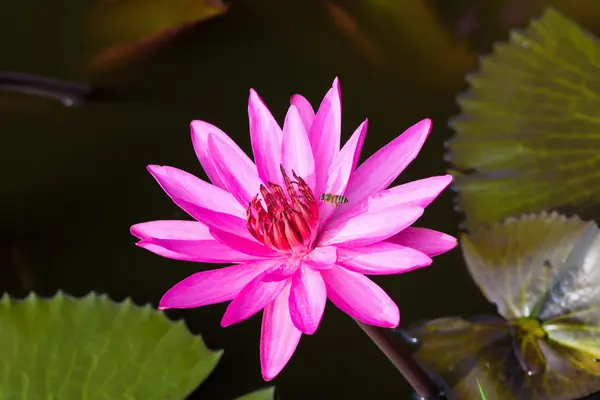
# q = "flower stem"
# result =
<box><xmin>355</xmin><ymin>320</ymin><xmax>442</xmax><ymax>398</ymax></box>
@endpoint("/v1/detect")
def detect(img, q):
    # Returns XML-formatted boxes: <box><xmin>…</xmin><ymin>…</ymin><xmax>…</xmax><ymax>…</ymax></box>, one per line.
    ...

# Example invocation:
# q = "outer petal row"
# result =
<box><xmin>261</xmin><ymin>284</ymin><xmax>302</xmax><ymax>381</ymax></box>
<box><xmin>344</xmin><ymin>118</ymin><xmax>432</xmax><ymax>207</ymax></box>
<box><xmin>289</xmin><ymin>265</ymin><xmax>326</xmax><ymax>334</ymax></box>
<box><xmin>337</xmin><ymin>242</ymin><xmax>431</xmax><ymax>275</ymax></box>
<box><xmin>131</xmin><ymin>220</ymin><xmax>266</xmax><ymax>262</ymax></box>
<box><xmin>319</xmin><ymin>205</ymin><xmax>424</xmax><ymax>247</ymax></box>
<box><xmin>321</xmin><ymin>265</ymin><xmax>400</xmax><ymax>328</ymax></box>
<box><xmin>319</xmin><ymin>174</ymin><xmax>452</xmax><ymax>247</ymax></box>
<box><xmin>190</xmin><ymin>120</ymin><xmax>256</xmax><ymax>191</ymax></box>
<box><xmin>249</xmin><ymin>89</ymin><xmax>284</xmax><ymax>186</ymax></box>
<box><xmin>158</xmin><ymin>259</ymin><xmax>279</xmax><ymax>309</ymax></box>
<box><xmin>281</xmin><ymin>105</ymin><xmax>316</xmax><ymax>191</ymax></box>
<box><xmin>319</xmin><ymin>119</ymin><xmax>368</xmax><ymax>225</ymax></box>
<box><xmin>387</xmin><ymin>227</ymin><xmax>457</xmax><ymax>257</ymax></box>
<box><xmin>310</xmin><ymin>78</ymin><xmax>342</xmax><ymax>195</ymax></box>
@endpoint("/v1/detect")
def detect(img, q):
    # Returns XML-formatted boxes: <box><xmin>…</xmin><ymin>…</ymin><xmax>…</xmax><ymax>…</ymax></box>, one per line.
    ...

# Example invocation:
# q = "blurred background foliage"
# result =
<box><xmin>4</xmin><ymin>0</ymin><xmax>600</xmax><ymax>399</ymax></box>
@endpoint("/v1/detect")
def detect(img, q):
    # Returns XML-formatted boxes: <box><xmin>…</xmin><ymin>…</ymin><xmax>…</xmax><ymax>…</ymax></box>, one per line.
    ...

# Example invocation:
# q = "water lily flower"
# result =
<box><xmin>131</xmin><ymin>78</ymin><xmax>456</xmax><ymax>380</ymax></box>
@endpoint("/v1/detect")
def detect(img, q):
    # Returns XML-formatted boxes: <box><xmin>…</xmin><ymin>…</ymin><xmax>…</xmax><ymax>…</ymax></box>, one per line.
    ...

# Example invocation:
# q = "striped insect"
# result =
<box><xmin>319</xmin><ymin>193</ymin><xmax>348</xmax><ymax>207</ymax></box>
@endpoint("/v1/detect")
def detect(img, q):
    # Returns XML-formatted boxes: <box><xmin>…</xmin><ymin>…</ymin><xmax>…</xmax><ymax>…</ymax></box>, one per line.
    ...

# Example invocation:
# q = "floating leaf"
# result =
<box><xmin>407</xmin><ymin>213</ymin><xmax>600</xmax><ymax>399</ymax></box>
<box><xmin>446</xmin><ymin>7</ymin><xmax>600</xmax><ymax>229</ymax></box>
<box><xmin>85</xmin><ymin>0</ymin><xmax>228</xmax><ymax>71</ymax></box>
<box><xmin>234</xmin><ymin>387</ymin><xmax>276</xmax><ymax>400</ymax></box>
<box><xmin>0</xmin><ymin>292</ymin><xmax>222</xmax><ymax>399</ymax></box>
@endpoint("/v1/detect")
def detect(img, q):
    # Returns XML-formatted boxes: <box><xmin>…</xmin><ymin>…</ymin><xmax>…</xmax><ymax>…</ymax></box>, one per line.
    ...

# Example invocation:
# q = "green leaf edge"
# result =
<box><xmin>234</xmin><ymin>387</ymin><xmax>276</xmax><ymax>400</ymax></box>
<box><xmin>0</xmin><ymin>290</ymin><xmax>224</xmax><ymax>399</ymax></box>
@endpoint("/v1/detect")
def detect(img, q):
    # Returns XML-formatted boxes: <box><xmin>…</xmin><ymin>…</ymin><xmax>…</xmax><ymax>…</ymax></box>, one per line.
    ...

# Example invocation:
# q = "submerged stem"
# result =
<box><xmin>0</xmin><ymin>71</ymin><xmax>94</xmax><ymax>106</ymax></box>
<box><xmin>355</xmin><ymin>320</ymin><xmax>442</xmax><ymax>399</ymax></box>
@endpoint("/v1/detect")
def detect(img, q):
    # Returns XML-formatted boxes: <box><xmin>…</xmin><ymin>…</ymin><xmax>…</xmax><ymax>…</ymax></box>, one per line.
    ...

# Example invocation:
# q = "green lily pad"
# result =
<box><xmin>446</xmin><ymin>7</ymin><xmax>600</xmax><ymax>229</ymax></box>
<box><xmin>0</xmin><ymin>292</ymin><xmax>222</xmax><ymax>400</ymax></box>
<box><xmin>234</xmin><ymin>387</ymin><xmax>276</xmax><ymax>400</ymax></box>
<box><xmin>406</xmin><ymin>213</ymin><xmax>600</xmax><ymax>399</ymax></box>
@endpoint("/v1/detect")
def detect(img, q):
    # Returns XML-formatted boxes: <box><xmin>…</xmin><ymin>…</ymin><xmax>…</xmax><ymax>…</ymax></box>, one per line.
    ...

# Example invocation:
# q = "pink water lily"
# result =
<box><xmin>131</xmin><ymin>78</ymin><xmax>456</xmax><ymax>380</ymax></box>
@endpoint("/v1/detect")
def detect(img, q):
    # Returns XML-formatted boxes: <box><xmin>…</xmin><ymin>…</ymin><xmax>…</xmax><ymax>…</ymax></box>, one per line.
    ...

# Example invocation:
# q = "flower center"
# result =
<box><xmin>246</xmin><ymin>165</ymin><xmax>319</xmax><ymax>253</ymax></box>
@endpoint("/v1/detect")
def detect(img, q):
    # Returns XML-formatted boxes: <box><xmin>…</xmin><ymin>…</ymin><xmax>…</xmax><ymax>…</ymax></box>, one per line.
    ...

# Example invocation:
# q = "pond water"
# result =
<box><xmin>3</xmin><ymin>0</ymin><xmax>600</xmax><ymax>399</ymax></box>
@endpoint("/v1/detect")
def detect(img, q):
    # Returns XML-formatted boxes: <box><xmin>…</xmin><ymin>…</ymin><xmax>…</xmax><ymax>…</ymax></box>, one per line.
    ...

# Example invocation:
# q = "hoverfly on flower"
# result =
<box><xmin>319</xmin><ymin>193</ymin><xmax>348</xmax><ymax>207</ymax></box>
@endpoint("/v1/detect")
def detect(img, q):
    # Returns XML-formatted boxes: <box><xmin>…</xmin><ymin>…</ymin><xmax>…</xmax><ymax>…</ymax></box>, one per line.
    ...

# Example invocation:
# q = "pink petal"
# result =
<box><xmin>320</xmin><ymin>265</ymin><xmax>399</xmax><ymax>327</ymax></box>
<box><xmin>310</xmin><ymin>78</ymin><xmax>342</xmax><ymax>195</ymax></box>
<box><xmin>343</xmin><ymin>119</ymin><xmax>432</xmax><ymax>207</ymax></box>
<box><xmin>260</xmin><ymin>284</ymin><xmax>302</xmax><ymax>381</ymax></box>
<box><xmin>176</xmin><ymin>199</ymin><xmax>252</xmax><ymax>238</ymax></box>
<box><xmin>336</xmin><ymin>242</ymin><xmax>431</xmax><ymax>275</ymax></box>
<box><xmin>207</xmin><ymin>134</ymin><xmax>264</xmax><ymax>206</ymax></box>
<box><xmin>281</xmin><ymin>105</ymin><xmax>316</xmax><ymax>190</ymax></box>
<box><xmin>326</xmin><ymin>119</ymin><xmax>368</xmax><ymax>195</ymax></box>
<box><xmin>318</xmin><ymin>204</ymin><xmax>424</xmax><ymax>247</ymax></box>
<box><xmin>304</xmin><ymin>246</ymin><xmax>337</xmax><ymax>269</ymax></box>
<box><xmin>288</xmin><ymin>265</ymin><xmax>327</xmax><ymax>334</ymax></box>
<box><xmin>387</xmin><ymin>227</ymin><xmax>457</xmax><ymax>257</ymax></box>
<box><xmin>158</xmin><ymin>259</ymin><xmax>278</xmax><ymax>309</ymax></box>
<box><xmin>319</xmin><ymin>119</ymin><xmax>368</xmax><ymax>224</ymax></box>
<box><xmin>221</xmin><ymin>270</ymin><xmax>288</xmax><ymax>327</ymax></box>
<box><xmin>262</xmin><ymin>258</ymin><xmax>301</xmax><ymax>282</ymax></box>
<box><xmin>131</xmin><ymin>220</ymin><xmax>212</xmax><ymax>241</ymax></box>
<box><xmin>290</xmin><ymin>94</ymin><xmax>315</xmax><ymax>132</ymax></box>
<box><xmin>131</xmin><ymin>220</ymin><xmax>262</xmax><ymax>262</ymax></box>
<box><xmin>248</xmin><ymin>89</ymin><xmax>284</xmax><ymax>186</ymax></box>
<box><xmin>384</xmin><ymin>175</ymin><xmax>452</xmax><ymax>208</ymax></box>
<box><xmin>209</xmin><ymin>228</ymin><xmax>280</xmax><ymax>258</ymax></box>
<box><xmin>147</xmin><ymin>165</ymin><xmax>245</xmax><ymax>218</ymax></box>
<box><xmin>190</xmin><ymin>120</ymin><xmax>256</xmax><ymax>190</ymax></box>
<box><xmin>334</xmin><ymin>174</ymin><xmax>452</xmax><ymax>224</ymax></box>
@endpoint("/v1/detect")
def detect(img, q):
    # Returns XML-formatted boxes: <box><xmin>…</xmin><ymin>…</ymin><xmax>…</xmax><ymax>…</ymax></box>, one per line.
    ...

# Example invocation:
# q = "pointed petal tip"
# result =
<box><xmin>431</xmin><ymin>230</ymin><xmax>458</xmax><ymax>251</ymax></box>
<box><xmin>249</xmin><ymin>88</ymin><xmax>264</xmax><ymax>104</ymax></box>
<box><xmin>411</xmin><ymin>118</ymin><xmax>432</xmax><ymax>134</ymax></box>
<box><xmin>261</xmin><ymin>368</ymin><xmax>279</xmax><ymax>381</ymax></box>
<box><xmin>249</xmin><ymin>89</ymin><xmax>270</xmax><ymax>112</ymax></box>
<box><xmin>157</xmin><ymin>297</ymin><xmax>171</xmax><ymax>310</ymax></box>
<box><xmin>189</xmin><ymin>119</ymin><xmax>205</xmax><ymax>129</ymax></box>
<box><xmin>303</xmin><ymin>324</ymin><xmax>318</xmax><ymax>335</ymax></box>
<box><xmin>130</xmin><ymin>224</ymin><xmax>143</xmax><ymax>239</ymax></box>
<box><xmin>445</xmin><ymin>234</ymin><xmax>458</xmax><ymax>249</ymax></box>
<box><xmin>381</xmin><ymin>304</ymin><xmax>400</xmax><ymax>328</ymax></box>
<box><xmin>358</xmin><ymin>119</ymin><xmax>368</xmax><ymax>134</ymax></box>
<box><xmin>290</xmin><ymin>93</ymin><xmax>305</xmax><ymax>103</ymax></box>
<box><xmin>220</xmin><ymin>306</ymin><xmax>242</xmax><ymax>327</ymax></box>
<box><xmin>146</xmin><ymin>164</ymin><xmax>161</xmax><ymax>173</ymax></box>
<box><xmin>441</xmin><ymin>173</ymin><xmax>453</xmax><ymax>184</ymax></box>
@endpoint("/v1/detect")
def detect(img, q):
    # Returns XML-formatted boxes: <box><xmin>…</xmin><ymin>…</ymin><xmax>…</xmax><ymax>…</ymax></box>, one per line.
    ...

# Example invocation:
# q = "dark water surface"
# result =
<box><xmin>3</xmin><ymin>0</ymin><xmax>600</xmax><ymax>399</ymax></box>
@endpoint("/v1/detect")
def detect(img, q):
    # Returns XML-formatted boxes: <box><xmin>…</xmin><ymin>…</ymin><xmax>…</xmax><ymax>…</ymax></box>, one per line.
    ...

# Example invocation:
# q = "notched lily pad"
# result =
<box><xmin>0</xmin><ymin>292</ymin><xmax>222</xmax><ymax>400</ymax></box>
<box><xmin>406</xmin><ymin>213</ymin><xmax>600</xmax><ymax>399</ymax></box>
<box><xmin>446</xmin><ymin>7</ymin><xmax>600</xmax><ymax>229</ymax></box>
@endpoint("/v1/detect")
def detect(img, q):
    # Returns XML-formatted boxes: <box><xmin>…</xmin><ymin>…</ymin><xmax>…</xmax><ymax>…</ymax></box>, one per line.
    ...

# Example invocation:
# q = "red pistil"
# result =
<box><xmin>246</xmin><ymin>165</ymin><xmax>319</xmax><ymax>253</ymax></box>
